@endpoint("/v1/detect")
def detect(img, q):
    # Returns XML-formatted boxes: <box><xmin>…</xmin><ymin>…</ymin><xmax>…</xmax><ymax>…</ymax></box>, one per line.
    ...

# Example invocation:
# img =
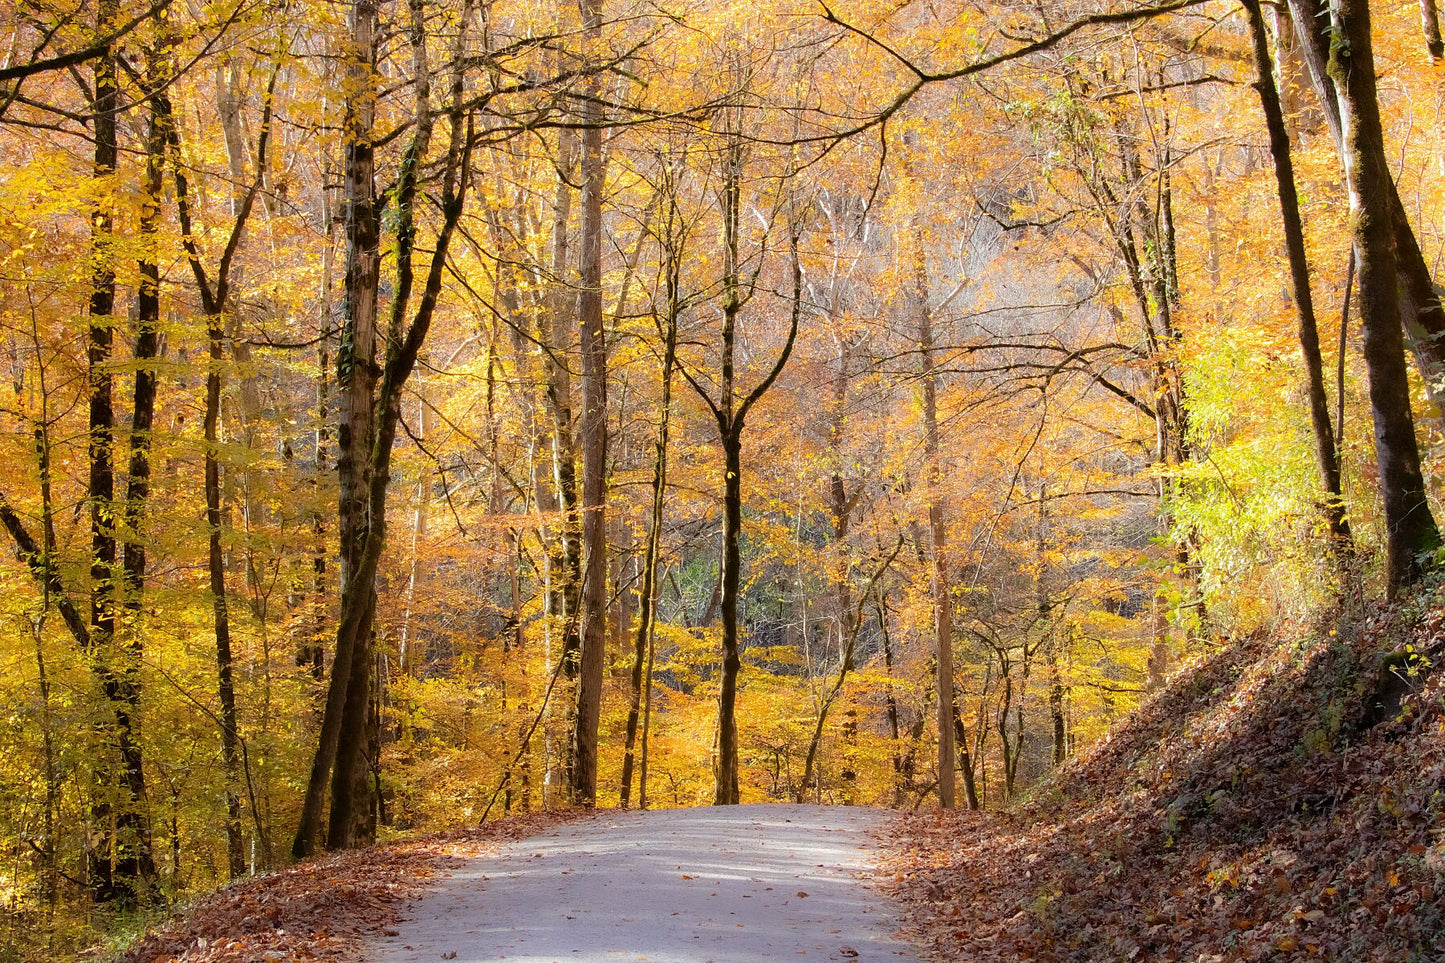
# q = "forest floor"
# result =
<box><xmin>882</xmin><ymin>586</ymin><xmax>1445</xmax><ymax>962</ymax></box>
<box><xmin>112</xmin><ymin>810</ymin><xmax>596</xmax><ymax>963</ymax></box>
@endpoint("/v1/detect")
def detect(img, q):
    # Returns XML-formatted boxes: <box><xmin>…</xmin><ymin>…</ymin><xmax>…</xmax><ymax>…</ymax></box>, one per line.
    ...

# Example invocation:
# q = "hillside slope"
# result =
<box><xmin>886</xmin><ymin>590</ymin><xmax>1445</xmax><ymax>961</ymax></box>
<box><xmin>110</xmin><ymin>812</ymin><xmax>591</xmax><ymax>963</ymax></box>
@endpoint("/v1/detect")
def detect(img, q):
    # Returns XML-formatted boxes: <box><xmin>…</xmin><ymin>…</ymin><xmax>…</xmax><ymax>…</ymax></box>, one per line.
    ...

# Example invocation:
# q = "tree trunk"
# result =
<box><xmin>715</xmin><ymin>432</ymin><xmax>744</xmax><ymax>805</ymax></box>
<box><xmin>205</xmin><ymin>309</ymin><xmax>245</xmax><ymax>879</ymax></box>
<box><xmin>1048</xmin><ymin>642</ymin><xmax>1067</xmax><ymax>766</ymax></box>
<box><xmin>914</xmin><ymin>232</ymin><xmax>956</xmax><ymax>810</ymax></box>
<box><xmin>85</xmin><ymin>0</ymin><xmax>122</xmax><ymax>900</ymax></box>
<box><xmin>713</xmin><ymin>130</ymin><xmax>747</xmax><ymax>808</ymax></box>
<box><xmin>1286</xmin><ymin>0</ymin><xmax>1445</xmax><ymax>386</ymax></box>
<box><xmin>996</xmin><ymin>667</ymin><xmax>1015</xmax><ymax>797</ymax></box>
<box><xmin>1265</xmin><ymin>4</ymin><xmax>1323</xmax><ymax>137</ymax></box>
<box><xmin>485</xmin><ymin>187</ymin><xmax>568</xmax><ymax>803</ymax></box>
<box><xmin>620</xmin><ymin>231</ymin><xmax>678</xmax><ymax>808</ymax></box>
<box><xmin>572</xmin><ymin>0</ymin><xmax>609</xmax><ymax>804</ymax></box>
<box><xmin>797</xmin><ymin>543</ymin><xmax>900</xmax><ymax>802</ymax></box>
<box><xmin>306</xmin><ymin>202</ymin><xmax>334</xmax><ymax>682</ymax></box>
<box><xmin>692</xmin><ymin>120</ymin><xmax>800</xmax><ymax>806</ymax></box>
<box><xmin>398</xmin><ymin>394</ymin><xmax>430</xmax><ymax>677</ymax></box>
<box><xmin>326</xmin><ymin>0</ymin><xmax>473</xmax><ymax>849</ymax></box>
<box><xmin>105</xmin><ymin>50</ymin><xmax>167</xmax><ymax>899</ymax></box>
<box><xmin>29</xmin><ymin>414</ymin><xmax>61</xmax><ymax>904</ymax></box>
<box><xmin>949</xmin><ymin>701</ymin><xmax>981</xmax><ymax>810</ymax></box>
<box><xmin>330</xmin><ymin>0</ymin><xmax>440</xmax><ymax>847</ymax></box>
<box><xmin>1329</xmin><ymin>0</ymin><xmax>1441</xmax><ymax>594</ymax></box>
<box><xmin>540</xmin><ymin>127</ymin><xmax>583</xmax><ymax>799</ymax></box>
<box><xmin>169</xmin><ymin>53</ymin><xmax>277</xmax><ymax>876</ymax></box>
<box><xmin>637</xmin><ymin>582</ymin><xmax>658</xmax><ymax>809</ymax></box>
<box><xmin>878</xmin><ymin>598</ymin><xmax>905</xmax><ymax>807</ymax></box>
<box><xmin>1420</xmin><ymin>0</ymin><xmax>1444</xmax><ymax>61</ymax></box>
<box><xmin>216</xmin><ymin>61</ymin><xmax>267</xmax><ymax>623</ymax></box>
<box><xmin>1243</xmin><ymin>0</ymin><xmax>1354</xmax><ymax>563</ymax></box>
<box><xmin>293</xmin><ymin>0</ymin><xmax>380</xmax><ymax>858</ymax></box>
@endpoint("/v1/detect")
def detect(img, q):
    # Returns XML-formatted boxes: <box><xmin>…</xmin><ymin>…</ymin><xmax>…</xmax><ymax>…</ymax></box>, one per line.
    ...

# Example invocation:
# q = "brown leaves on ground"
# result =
<box><xmin>115</xmin><ymin>809</ymin><xmax>596</xmax><ymax>963</ymax></box>
<box><xmin>883</xmin><ymin>593</ymin><xmax>1445</xmax><ymax>962</ymax></box>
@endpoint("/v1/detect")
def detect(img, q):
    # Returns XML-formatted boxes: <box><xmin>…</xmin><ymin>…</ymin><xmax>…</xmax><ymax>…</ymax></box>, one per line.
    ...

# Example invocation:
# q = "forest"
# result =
<box><xmin>1</xmin><ymin>0</ymin><xmax>1443</xmax><ymax>957</ymax></box>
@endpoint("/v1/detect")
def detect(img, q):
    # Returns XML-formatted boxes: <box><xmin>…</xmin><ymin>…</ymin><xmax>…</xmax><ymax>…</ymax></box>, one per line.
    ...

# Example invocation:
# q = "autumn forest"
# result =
<box><xmin>2</xmin><ymin>0</ymin><xmax>1444</xmax><ymax>956</ymax></box>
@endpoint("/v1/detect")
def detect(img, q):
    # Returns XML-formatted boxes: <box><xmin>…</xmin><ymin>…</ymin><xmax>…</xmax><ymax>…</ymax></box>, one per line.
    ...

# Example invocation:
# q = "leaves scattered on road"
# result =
<box><xmin>115</xmin><ymin>810</ymin><xmax>595</xmax><ymax>963</ymax></box>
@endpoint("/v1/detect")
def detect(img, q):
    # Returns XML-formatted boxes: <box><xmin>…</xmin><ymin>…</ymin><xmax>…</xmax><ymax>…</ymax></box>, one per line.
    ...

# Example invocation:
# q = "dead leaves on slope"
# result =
<box><xmin>114</xmin><ymin>809</ymin><xmax>596</xmax><ymax>963</ymax></box>
<box><xmin>882</xmin><ymin>599</ymin><xmax>1445</xmax><ymax>962</ymax></box>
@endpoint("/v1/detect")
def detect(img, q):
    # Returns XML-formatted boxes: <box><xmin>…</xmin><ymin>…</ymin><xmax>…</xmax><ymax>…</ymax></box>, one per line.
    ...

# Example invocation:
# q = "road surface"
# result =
<box><xmin>370</xmin><ymin>803</ymin><xmax>922</xmax><ymax>963</ymax></box>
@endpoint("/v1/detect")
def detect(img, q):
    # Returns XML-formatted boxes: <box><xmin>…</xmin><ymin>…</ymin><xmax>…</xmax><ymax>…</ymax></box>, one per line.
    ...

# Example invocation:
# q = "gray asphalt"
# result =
<box><xmin>369</xmin><ymin>803</ymin><xmax>923</xmax><ymax>963</ymax></box>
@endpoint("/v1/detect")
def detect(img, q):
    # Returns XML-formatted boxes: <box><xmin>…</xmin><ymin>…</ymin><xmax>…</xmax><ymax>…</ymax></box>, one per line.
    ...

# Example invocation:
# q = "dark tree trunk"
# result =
<box><xmin>1329</xmin><ymin>0</ymin><xmax>1441</xmax><ymax>594</ymax></box>
<box><xmin>714</xmin><ymin>432</ymin><xmax>744</xmax><ymax>805</ymax></box>
<box><xmin>294</xmin><ymin>0</ymin><xmax>380</xmax><ymax>858</ymax></box>
<box><xmin>637</xmin><ymin>580</ymin><xmax>659</xmax><ymax>810</ymax></box>
<box><xmin>1242</xmin><ymin>0</ymin><xmax>1354</xmax><ymax>563</ymax></box>
<box><xmin>319</xmin><ymin>0</ymin><xmax>473</xmax><ymax>851</ymax></box>
<box><xmin>683</xmin><ymin>110</ymin><xmax>800</xmax><ymax>808</ymax></box>
<box><xmin>106</xmin><ymin>70</ymin><xmax>169</xmax><ymax>896</ymax></box>
<box><xmin>878</xmin><ymin>599</ymin><xmax>905</xmax><ymax>807</ymax></box>
<box><xmin>205</xmin><ymin>334</ymin><xmax>245</xmax><ymax>879</ymax></box>
<box><xmin>1048</xmin><ymin>644</ymin><xmax>1067</xmax><ymax>766</ymax></box>
<box><xmin>170</xmin><ymin>56</ymin><xmax>275</xmax><ymax>878</ymax></box>
<box><xmin>1286</xmin><ymin>0</ymin><xmax>1445</xmax><ymax>384</ymax></box>
<box><xmin>330</xmin><ymin>0</ymin><xmax>439</xmax><ymax>846</ymax></box>
<box><xmin>28</xmin><ymin>417</ymin><xmax>61</xmax><ymax>903</ymax></box>
<box><xmin>710</xmin><ymin>130</ymin><xmax>747</xmax><ymax>808</ymax></box>
<box><xmin>85</xmin><ymin>0</ymin><xmax>121</xmax><ymax>901</ymax></box>
<box><xmin>950</xmin><ymin>702</ymin><xmax>980</xmax><ymax>810</ymax></box>
<box><xmin>82</xmin><ymin>1</ymin><xmax>159</xmax><ymax>899</ymax></box>
<box><xmin>997</xmin><ymin>667</ymin><xmax>1018</xmax><ymax>798</ymax></box>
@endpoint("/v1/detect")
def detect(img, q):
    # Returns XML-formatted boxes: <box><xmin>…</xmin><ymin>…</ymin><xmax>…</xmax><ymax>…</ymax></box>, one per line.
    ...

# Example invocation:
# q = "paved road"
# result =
<box><xmin>370</xmin><ymin>804</ymin><xmax>922</xmax><ymax>963</ymax></box>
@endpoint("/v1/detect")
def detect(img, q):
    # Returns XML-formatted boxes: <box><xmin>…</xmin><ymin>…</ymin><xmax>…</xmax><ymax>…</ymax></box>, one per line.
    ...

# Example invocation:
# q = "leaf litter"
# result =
<box><xmin>113</xmin><ymin>809</ymin><xmax>595</xmax><ymax>963</ymax></box>
<box><xmin>882</xmin><ymin>591</ymin><xmax>1445</xmax><ymax>962</ymax></box>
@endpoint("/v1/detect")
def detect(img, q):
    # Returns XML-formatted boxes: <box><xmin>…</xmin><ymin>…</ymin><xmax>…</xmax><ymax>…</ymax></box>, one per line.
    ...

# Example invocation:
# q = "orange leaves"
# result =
<box><xmin>118</xmin><ymin>810</ymin><xmax>595</xmax><ymax>963</ymax></box>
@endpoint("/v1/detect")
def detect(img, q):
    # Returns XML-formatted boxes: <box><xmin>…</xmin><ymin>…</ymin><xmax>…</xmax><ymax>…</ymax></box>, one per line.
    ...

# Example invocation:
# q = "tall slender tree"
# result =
<box><xmin>571</xmin><ymin>0</ymin><xmax>610</xmax><ymax>806</ymax></box>
<box><xmin>1327</xmin><ymin>0</ymin><xmax>1440</xmax><ymax>594</ymax></box>
<box><xmin>1240</xmin><ymin>0</ymin><xmax>1353</xmax><ymax>564</ymax></box>
<box><xmin>680</xmin><ymin>119</ymin><xmax>801</xmax><ymax>804</ymax></box>
<box><xmin>620</xmin><ymin>160</ymin><xmax>686</xmax><ymax>809</ymax></box>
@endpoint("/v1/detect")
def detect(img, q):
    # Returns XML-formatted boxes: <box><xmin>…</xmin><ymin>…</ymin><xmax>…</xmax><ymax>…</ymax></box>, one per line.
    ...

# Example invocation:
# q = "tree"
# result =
<box><xmin>1240</xmin><ymin>0</ymin><xmax>1352</xmax><ymax>565</ymax></box>
<box><xmin>680</xmin><ymin>116</ymin><xmax>802</xmax><ymax>805</ymax></box>
<box><xmin>171</xmin><ymin>50</ymin><xmax>279</xmax><ymax>880</ymax></box>
<box><xmin>571</xmin><ymin>0</ymin><xmax>609</xmax><ymax>806</ymax></box>
<box><xmin>295</xmin><ymin>0</ymin><xmax>476</xmax><ymax>854</ymax></box>
<box><xmin>1327</xmin><ymin>0</ymin><xmax>1440</xmax><ymax>593</ymax></box>
<box><xmin>1284</xmin><ymin>0</ymin><xmax>1445</xmax><ymax>389</ymax></box>
<box><xmin>910</xmin><ymin>207</ymin><xmax>959</xmax><ymax>811</ymax></box>
<box><xmin>620</xmin><ymin>154</ymin><xmax>689</xmax><ymax>809</ymax></box>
